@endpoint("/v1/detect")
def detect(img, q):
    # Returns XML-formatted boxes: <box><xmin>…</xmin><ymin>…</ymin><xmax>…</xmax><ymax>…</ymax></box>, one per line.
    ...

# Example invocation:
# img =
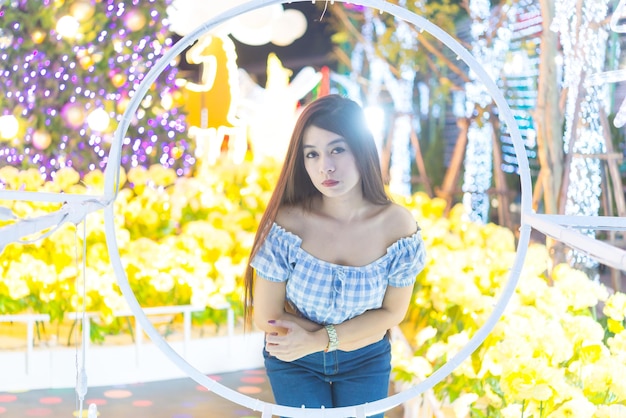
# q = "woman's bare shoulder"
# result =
<box><xmin>379</xmin><ymin>202</ymin><xmax>419</xmax><ymax>239</ymax></box>
<box><xmin>275</xmin><ymin>205</ymin><xmax>306</xmax><ymax>233</ymax></box>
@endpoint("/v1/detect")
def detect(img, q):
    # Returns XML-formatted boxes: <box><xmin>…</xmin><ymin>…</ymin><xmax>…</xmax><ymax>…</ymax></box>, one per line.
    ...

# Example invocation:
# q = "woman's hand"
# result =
<box><xmin>264</xmin><ymin>319</ymin><xmax>327</xmax><ymax>362</ymax></box>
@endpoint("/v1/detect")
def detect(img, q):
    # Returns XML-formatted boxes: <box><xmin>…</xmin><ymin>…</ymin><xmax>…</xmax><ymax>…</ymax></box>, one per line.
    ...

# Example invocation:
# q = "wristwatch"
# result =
<box><xmin>324</xmin><ymin>324</ymin><xmax>339</xmax><ymax>352</ymax></box>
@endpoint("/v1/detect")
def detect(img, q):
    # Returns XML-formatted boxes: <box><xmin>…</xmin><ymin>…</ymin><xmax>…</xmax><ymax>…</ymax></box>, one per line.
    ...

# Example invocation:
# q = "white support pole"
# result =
<box><xmin>135</xmin><ymin>321</ymin><xmax>143</xmax><ymax>367</ymax></box>
<box><xmin>0</xmin><ymin>314</ymin><xmax>50</xmax><ymax>375</ymax></box>
<box><xmin>183</xmin><ymin>308</ymin><xmax>192</xmax><ymax>358</ymax></box>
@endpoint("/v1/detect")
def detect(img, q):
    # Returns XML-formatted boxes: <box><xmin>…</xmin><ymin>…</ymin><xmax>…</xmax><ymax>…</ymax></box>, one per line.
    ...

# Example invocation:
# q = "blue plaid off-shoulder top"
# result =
<box><xmin>250</xmin><ymin>222</ymin><xmax>427</xmax><ymax>325</ymax></box>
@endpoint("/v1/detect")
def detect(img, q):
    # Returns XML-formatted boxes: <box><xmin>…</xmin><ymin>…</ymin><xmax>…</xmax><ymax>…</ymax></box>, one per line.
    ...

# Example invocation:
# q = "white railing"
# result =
<box><xmin>0</xmin><ymin>313</ymin><xmax>50</xmax><ymax>374</ymax></box>
<box><xmin>1</xmin><ymin>304</ymin><xmax>234</xmax><ymax>373</ymax></box>
<box><xmin>65</xmin><ymin>304</ymin><xmax>234</xmax><ymax>365</ymax></box>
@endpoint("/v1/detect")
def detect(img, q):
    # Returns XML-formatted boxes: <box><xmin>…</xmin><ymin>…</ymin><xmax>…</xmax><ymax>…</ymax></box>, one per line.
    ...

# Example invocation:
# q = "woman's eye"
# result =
<box><xmin>331</xmin><ymin>147</ymin><xmax>345</xmax><ymax>154</ymax></box>
<box><xmin>305</xmin><ymin>151</ymin><xmax>318</xmax><ymax>158</ymax></box>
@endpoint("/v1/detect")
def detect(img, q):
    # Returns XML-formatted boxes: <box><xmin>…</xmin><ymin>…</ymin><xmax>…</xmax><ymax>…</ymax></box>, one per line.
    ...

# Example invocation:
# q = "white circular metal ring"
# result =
<box><xmin>102</xmin><ymin>1</ymin><xmax>533</xmax><ymax>416</ymax></box>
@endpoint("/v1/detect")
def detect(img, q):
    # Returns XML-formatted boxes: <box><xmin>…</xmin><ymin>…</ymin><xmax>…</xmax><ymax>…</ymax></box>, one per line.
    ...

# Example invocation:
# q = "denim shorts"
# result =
<box><xmin>263</xmin><ymin>336</ymin><xmax>391</xmax><ymax>418</ymax></box>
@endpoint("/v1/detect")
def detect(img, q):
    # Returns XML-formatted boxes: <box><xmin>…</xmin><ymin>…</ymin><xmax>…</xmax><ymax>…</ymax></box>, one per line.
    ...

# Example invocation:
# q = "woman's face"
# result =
<box><xmin>302</xmin><ymin>125</ymin><xmax>361</xmax><ymax>198</ymax></box>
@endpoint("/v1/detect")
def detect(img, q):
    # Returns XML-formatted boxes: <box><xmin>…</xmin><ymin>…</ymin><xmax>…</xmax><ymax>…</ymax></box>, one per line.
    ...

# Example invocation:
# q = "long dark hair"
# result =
<box><xmin>243</xmin><ymin>94</ymin><xmax>391</xmax><ymax>327</ymax></box>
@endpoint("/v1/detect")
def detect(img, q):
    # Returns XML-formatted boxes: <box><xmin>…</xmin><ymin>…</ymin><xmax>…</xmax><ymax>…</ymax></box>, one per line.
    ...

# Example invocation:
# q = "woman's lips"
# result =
<box><xmin>321</xmin><ymin>179</ymin><xmax>339</xmax><ymax>187</ymax></box>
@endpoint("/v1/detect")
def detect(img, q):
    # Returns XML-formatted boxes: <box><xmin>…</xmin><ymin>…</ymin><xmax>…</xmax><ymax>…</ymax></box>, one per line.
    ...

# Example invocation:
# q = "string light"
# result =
<box><xmin>351</xmin><ymin>5</ymin><xmax>417</xmax><ymax>196</ymax></box>
<box><xmin>462</xmin><ymin>0</ymin><xmax>516</xmax><ymax>223</ymax></box>
<box><xmin>0</xmin><ymin>0</ymin><xmax>191</xmax><ymax>180</ymax></box>
<box><xmin>551</xmin><ymin>0</ymin><xmax>610</xmax><ymax>275</ymax></box>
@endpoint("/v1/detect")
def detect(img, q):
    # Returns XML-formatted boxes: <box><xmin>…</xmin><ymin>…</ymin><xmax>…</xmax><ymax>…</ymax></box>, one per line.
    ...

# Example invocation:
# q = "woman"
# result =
<box><xmin>245</xmin><ymin>94</ymin><xmax>426</xmax><ymax>417</ymax></box>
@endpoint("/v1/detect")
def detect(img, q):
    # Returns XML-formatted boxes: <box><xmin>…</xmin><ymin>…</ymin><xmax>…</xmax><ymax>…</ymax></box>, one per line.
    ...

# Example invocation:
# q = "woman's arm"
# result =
<box><xmin>328</xmin><ymin>285</ymin><xmax>413</xmax><ymax>349</ymax></box>
<box><xmin>264</xmin><ymin>284</ymin><xmax>414</xmax><ymax>361</ymax></box>
<box><xmin>253</xmin><ymin>276</ymin><xmax>322</xmax><ymax>334</ymax></box>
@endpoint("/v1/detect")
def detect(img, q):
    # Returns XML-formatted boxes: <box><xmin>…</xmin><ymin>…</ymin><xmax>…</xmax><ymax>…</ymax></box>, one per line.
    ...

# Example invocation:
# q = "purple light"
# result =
<box><xmin>1</xmin><ymin>0</ymin><xmax>193</xmax><ymax>179</ymax></box>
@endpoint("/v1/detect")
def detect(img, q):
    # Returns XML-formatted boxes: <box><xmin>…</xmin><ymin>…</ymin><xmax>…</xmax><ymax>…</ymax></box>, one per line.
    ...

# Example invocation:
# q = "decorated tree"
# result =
<box><xmin>550</xmin><ymin>0</ymin><xmax>611</xmax><ymax>276</ymax></box>
<box><xmin>0</xmin><ymin>0</ymin><xmax>192</xmax><ymax>180</ymax></box>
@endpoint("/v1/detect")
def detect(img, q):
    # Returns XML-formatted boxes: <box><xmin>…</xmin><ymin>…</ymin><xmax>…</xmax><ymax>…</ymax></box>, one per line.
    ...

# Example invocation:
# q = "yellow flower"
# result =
<box><xmin>64</xmin><ymin>184</ymin><xmax>87</xmax><ymax>195</ymax></box>
<box><xmin>425</xmin><ymin>331</ymin><xmax>473</xmax><ymax>376</ymax></box>
<box><xmin>606</xmin><ymin>360</ymin><xmax>626</xmax><ymax>401</ymax></box>
<box><xmin>538</xmin><ymin>320</ymin><xmax>575</xmax><ymax>365</ymax></box>
<box><xmin>2</xmin><ymin>252</ymin><xmax>62</xmax><ymax>300</ymax></box>
<box><xmin>122</xmin><ymin>198</ymin><xmax>142</xmax><ymax>223</ymax></box>
<box><xmin>2</xmin><ymin>272</ymin><xmax>31</xmax><ymax>300</ymax></box>
<box><xmin>534</xmin><ymin>286</ymin><xmax>570</xmax><ymax>317</ymax></box>
<box><xmin>552</xmin><ymin>263</ymin><xmax>608</xmax><ymax>310</ymax></box>
<box><xmin>24</xmin><ymin>253</ymin><xmax>58</xmax><ymax>285</ymax></box>
<box><xmin>432</xmin><ymin>265</ymin><xmax>491</xmax><ymax>312</ymax></box>
<box><xmin>500</xmin><ymin>404</ymin><xmax>523</xmax><ymax>418</ymax></box>
<box><xmin>425</xmin><ymin>341</ymin><xmax>447</xmax><ymax>363</ymax></box>
<box><xmin>482</xmin><ymin>222</ymin><xmax>516</xmax><ymax>253</ymax></box>
<box><xmin>213</xmin><ymin>256</ymin><xmax>240</xmax><ymax>292</ymax></box>
<box><xmin>521</xmin><ymin>243</ymin><xmax>550</xmax><ymax>277</ymax></box>
<box><xmin>395</xmin><ymin>355</ymin><xmax>433</xmax><ymax>381</ymax></box>
<box><xmin>415</xmin><ymin>325</ymin><xmax>438</xmax><ymax>347</ymax></box>
<box><xmin>123</xmin><ymin>238</ymin><xmax>159</xmax><ymax>266</ymax></box>
<box><xmin>113</xmin><ymin>188</ymin><xmax>134</xmax><ymax>205</ymax></box>
<box><xmin>206</xmin><ymin>293</ymin><xmax>229</xmax><ymax>309</ymax></box>
<box><xmin>127</xmin><ymin>166</ymin><xmax>149</xmax><ymax>186</ymax></box>
<box><xmin>603</xmin><ymin>292</ymin><xmax>626</xmax><ymax>322</ymax></box>
<box><xmin>425</xmin><ymin>218</ymin><xmax>459</xmax><ymax>249</ymax></box>
<box><xmin>474</xmin><ymin>384</ymin><xmax>503</xmax><ymax>410</ymax></box>
<box><xmin>489</xmin><ymin>309</ymin><xmax>574</xmax><ymax>377</ymax></box>
<box><xmin>190</xmin><ymin>279</ymin><xmax>218</xmax><ymax>307</ymax></box>
<box><xmin>516</xmin><ymin>274</ymin><xmax>550</xmax><ymax>305</ymax></box>
<box><xmin>137</xmin><ymin>207</ymin><xmax>159</xmax><ymax>229</ymax></box>
<box><xmin>181</xmin><ymin>220</ymin><xmax>234</xmax><ymax>255</ymax></box>
<box><xmin>458</xmin><ymin>221</ymin><xmax>484</xmax><ymax>247</ymax></box>
<box><xmin>478</xmin><ymin>344</ymin><xmax>504</xmax><ymax>378</ymax></box>
<box><xmin>562</xmin><ymin>315</ymin><xmax>605</xmax><ymax>347</ymax></box>
<box><xmin>52</xmin><ymin>167</ymin><xmax>80</xmax><ymax>190</ymax></box>
<box><xmin>148</xmin><ymin>164</ymin><xmax>177</xmax><ymax>187</ymax></box>
<box><xmin>440</xmin><ymin>393</ymin><xmax>479</xmax><ymax>418</ymax></box>
<box><xmin>594</xmin><ymin>404</ymin><xmax>626</xmax><ymax>418</ymax></box>
<box><xmin>83</xmin><ymin>169</ymin><xmax>106</xmax><ymax>192</ymax></box>
<box><xmin>448</xmin><ymin>202</ymin><xmax>468</xmax><ymax>223</ymax></box>
<box><xmin>151</xmin><ymin>271</ymin><xmax>175</xmax><ymax>293</ymax></box>
<box><xmin>607</xmin><ymin>317</ymin><xmax>625</xmax><ymax>334</ymax></box>
<box><xmin>549</xmin><ymin>396</ymin><xmax>596</xmax><ymax>418</ymax></box>
<box><xmin>72</xmin><ymin>266</ymin><xmax>103</xmax><ymax>294</ymax></box>
<box><xmin>18</xmin><ymin>168</ymin><xmax>45</xmax><ymax>191</ymax></box>
<box><xmin>579</xmin><ymin>341</ymin><xmax>609</xmax><ymax>364</ymax></box>
<box><xmin>58</xmin><ymin>265</ymin><xmax>79</xmax><ymax>281</ymax></box>
<box><xmin>101</xmin><ymin>289</ymin><xmax>128</xmax><ymax>314</ymax></box>
<box><xmin>0</xmin><ymin>165</ymin><xmax>20</xmax><ymax>188</ymax></box>
<box><xmin>500</xmin><ymin>357</ymin><xmax>560</xmax><ymax>403</ymax></box>
<box><xmin>580</xmin><ymin>357</ymin><xmax>626</xmax><ymax>402</ymax></box>
<box><xmin>425</xmin><ymin>196</ymin><xmax>448</xmax><ymax>219</ymax></box>
<box><xmin>607</xmin><ymin>330</ymin><xmax>626</xmax><ymax>362</ymax></box>
<box><xmin>39</xmin><ymin>180</ymin><xmax>63</xmax><ymax>193</ymax></box>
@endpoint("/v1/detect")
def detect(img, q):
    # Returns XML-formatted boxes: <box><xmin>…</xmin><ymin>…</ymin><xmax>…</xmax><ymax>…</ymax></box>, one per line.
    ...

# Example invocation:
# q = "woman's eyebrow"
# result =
<box><xmin>302</xmin><ymin>138</ymin><xmax>346</xmax><ymax>149</ymax></box>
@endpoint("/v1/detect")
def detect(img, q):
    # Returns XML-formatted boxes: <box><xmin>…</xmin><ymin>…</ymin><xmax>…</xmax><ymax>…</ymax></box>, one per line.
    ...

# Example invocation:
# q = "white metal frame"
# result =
<box><xmin>0</xmin><ymin>0</ymin><xmax>623</xmax><ymax>416</ymax></box>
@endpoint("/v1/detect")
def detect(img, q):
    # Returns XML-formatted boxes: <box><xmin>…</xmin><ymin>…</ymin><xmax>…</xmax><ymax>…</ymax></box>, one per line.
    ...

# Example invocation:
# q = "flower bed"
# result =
<box><xmin>0</xmin><ymin>160</ymin><xmax>279</xmax><ymax>343</ymax></box>
<box><xmin>394</xmin><ymin>195</ymin><xmax>626</xmax><ymax>417</ymax></box>
<box><xmin>1</xmin><ymin>162</ymin><xmax>625</xmax><ymax>415</ymax></box>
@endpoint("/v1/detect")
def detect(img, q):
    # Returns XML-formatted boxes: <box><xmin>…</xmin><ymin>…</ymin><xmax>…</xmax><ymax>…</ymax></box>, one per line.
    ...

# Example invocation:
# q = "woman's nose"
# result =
<box><xmin>320</xmin><ymin>157</ymin><xmax>335</xmax><ymax>174</ymax></box>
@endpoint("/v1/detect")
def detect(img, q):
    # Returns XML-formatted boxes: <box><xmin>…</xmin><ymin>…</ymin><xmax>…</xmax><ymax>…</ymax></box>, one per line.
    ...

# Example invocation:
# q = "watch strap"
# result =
<box><xmin>324</xmin><ymin>324</ymin><xmax>339</xmax><ymax>352</ymax></box>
